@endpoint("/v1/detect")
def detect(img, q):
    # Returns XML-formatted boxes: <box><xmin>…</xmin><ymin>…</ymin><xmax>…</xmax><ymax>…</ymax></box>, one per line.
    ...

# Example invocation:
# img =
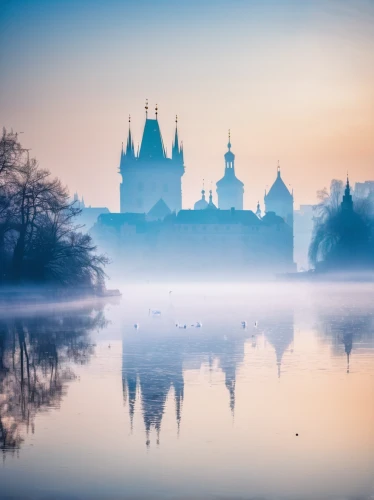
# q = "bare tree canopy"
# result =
<box><xmin>0</xmin><ymin>129</ymin><xmax>108</xmax><ymax>289</ymax></box>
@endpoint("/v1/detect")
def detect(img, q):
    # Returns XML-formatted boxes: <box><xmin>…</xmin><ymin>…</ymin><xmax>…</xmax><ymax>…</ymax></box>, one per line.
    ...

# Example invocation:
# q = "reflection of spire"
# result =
<box><xmin>225</xmin><ymin>377</ymin><xmax>236</xmax><ymax>417</ymax></box>
<box><xmin>123</xmin><ymin>372</ymin><xmax>137</xmax><ymax>433</ymax></box>
<box><xmin>343</xmin><ymin>332</ymin><xmax>352</xmax><ymax>374</ymax></box>
<box><xmin>263</xmin><ymin>313</ymin><xmax>294</xmax><ymax>378</ymax></box>
<box><xmin>174</xmin><ymin>376</ymin><xmax>184</xmax><ymax>435</ymax></box>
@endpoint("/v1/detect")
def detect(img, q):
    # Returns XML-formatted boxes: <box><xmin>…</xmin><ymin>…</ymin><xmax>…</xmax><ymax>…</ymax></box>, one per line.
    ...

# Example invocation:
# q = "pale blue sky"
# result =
<box><xmin>1</xmin><ymin>0</ymin><xmax>373</xmax><ymax>210</ymax></box>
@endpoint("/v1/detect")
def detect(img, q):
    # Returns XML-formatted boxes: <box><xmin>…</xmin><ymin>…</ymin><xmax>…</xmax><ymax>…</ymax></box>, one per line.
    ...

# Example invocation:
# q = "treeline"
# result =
<box><xmin>309</xmin><ymin>180</ymin><xmax>374</xmax><ymax>271</ymax></box>
<box><xmin>0</xmin><ymin>129</ymin><xmax>107</xmax><ymax>289</ymax></box>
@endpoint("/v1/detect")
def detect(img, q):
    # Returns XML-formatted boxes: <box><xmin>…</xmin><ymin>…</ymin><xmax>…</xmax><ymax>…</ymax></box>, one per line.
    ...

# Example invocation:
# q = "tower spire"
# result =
<box><xmin>126</xmin><ymin>114</ymin><xmax>134</xmax><ymax>157</ymax></box>
<box><xmin>155</xmin><ymin>103</ymin><xmax>158</xmax><ymax>120</ymax></box>
<box><xmin>341</xmin><ymin>172</ymin><xmax>353</xmax><ymax>211</ymax></box>
<box><xmin>145</xmin><ymin>98</ymin><xmax>148</xmax><ymax>118</ymax></box>
<box><xmin>228</xmin><ymin>129</ymin><xmax>231</xmax><ymax>150</ymax></box>
<box><xmin>172</xmin><ymin>114</ymin><xmax>182</xmax><ymax>163</ymax></box>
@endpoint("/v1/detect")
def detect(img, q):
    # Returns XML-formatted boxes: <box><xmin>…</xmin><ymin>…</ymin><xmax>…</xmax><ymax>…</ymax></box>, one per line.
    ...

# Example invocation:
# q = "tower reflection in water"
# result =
<box><xmin>122</xmin><ymin>310</ymin><xmax>294</xmax><ymax>447</ymax></box>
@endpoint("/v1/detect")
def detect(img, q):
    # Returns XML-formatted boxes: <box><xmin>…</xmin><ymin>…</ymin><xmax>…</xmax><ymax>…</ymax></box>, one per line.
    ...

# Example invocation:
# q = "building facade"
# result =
<box><xmin>120</xmin><ymin>107</ymin><xmax>184</xmax><ymax>214</ymax></box>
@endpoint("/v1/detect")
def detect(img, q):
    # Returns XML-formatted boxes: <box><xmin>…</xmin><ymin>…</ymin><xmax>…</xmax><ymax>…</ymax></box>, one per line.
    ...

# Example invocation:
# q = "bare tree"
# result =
<box><xmin>0</xmin><ymin>129</ymin><xmax>108</xmax><ymax>288</ymax></box>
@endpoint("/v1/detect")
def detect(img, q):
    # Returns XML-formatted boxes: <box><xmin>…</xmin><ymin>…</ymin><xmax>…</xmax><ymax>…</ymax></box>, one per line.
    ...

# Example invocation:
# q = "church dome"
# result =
<box><xmin>194</xmin><ymin>189</ymin><xmax>209</xmax><ymax>210</ymax></box>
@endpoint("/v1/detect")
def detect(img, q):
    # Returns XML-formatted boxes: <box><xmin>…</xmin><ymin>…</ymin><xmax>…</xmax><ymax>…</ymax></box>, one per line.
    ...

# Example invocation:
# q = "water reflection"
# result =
<box><xmin>0</xmin><ymin>285</ymin><xmax>373</xmax><ymax>499</ymax></box>
<box><xmin>0</xmin><ymin>303</ymin><xmax>106</xmax><ymax>455</ymax></box>
<box><xmin>316</xmin><ymin>304</ymin><xmax>374</xmax><ymax>373</ymax></box>
<box><xmin>122</xmin><ymin>309</ymin><xmax>295</xmax><ymax>446</ymax></box>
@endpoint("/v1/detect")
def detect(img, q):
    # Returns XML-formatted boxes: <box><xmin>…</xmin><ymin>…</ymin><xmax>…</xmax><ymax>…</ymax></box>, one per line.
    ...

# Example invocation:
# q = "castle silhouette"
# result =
<box><xmin>93</xmin><ymin>102</ymin><xmax>296</xmax><ymax>277</ymax></box>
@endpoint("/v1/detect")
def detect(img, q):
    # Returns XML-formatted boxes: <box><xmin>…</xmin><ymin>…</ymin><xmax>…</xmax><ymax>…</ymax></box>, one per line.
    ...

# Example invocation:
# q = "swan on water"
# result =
<box><xmin>241</xmin><ymin>321</ymin><xmax>247</xmax><ymax>328</ymax></box>
<box><xmin>149</xmin><ymin>309</ymin><xmax>161</xmax><ymax>316</ymax></box>
<box><xmin>134</xmin><ymin>323</ymin><xmax>139</xmax><ymax>329</ymax></box>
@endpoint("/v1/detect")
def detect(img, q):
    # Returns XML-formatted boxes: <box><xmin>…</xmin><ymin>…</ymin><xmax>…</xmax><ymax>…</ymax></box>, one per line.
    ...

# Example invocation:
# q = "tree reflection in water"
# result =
<box><xmin>316</xmin><ymin>306</ymin><xmax>374</xmax><ymax>373</ymax></box>
<box><xmin>0</xmin><ymin>304</ymin><xmax>106</xmax><ymax>455</ymax></box>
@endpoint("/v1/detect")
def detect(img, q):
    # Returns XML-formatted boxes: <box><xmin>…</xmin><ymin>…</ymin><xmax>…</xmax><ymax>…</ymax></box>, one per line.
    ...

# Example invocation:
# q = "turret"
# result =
<box><xmin>216</xmin><ymin>130</ymin><xmax>244</xmax><ymax>210</ymax></box>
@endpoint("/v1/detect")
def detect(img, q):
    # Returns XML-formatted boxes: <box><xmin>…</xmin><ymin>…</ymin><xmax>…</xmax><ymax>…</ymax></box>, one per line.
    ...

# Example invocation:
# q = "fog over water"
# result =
<box><xmin>0</xmin><ymin>282</ymin><xmax>374</xmax><ymax>500</ymax></box>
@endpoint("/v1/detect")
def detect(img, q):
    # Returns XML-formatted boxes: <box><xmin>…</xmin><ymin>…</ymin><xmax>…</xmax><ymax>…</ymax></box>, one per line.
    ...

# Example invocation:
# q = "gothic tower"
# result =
<box><xmin>119</xmin><ymin>103</ymin><xmax>185</xmax><ymax>214</ymax></box>
<box><xmin>216</xmin><ymin>131</ymin><xmax>244</xmax><ymax>210</ymax></box>
<box><xmin>264</xmin><ymin>162</ymin><xmax>294</xmax><ymax>228</ymax></box>
<box><xmin>341</xmin><ymin>175</ymin><xmax>353</xmax><ymax>212</ymax></box>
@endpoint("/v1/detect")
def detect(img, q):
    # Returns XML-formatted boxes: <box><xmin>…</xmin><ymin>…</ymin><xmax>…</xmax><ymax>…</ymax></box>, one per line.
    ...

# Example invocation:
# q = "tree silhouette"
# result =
<box><xmin>0</xmin><ymin>129</ymin><xmax>107</xmax><ymax>288</ymax></box>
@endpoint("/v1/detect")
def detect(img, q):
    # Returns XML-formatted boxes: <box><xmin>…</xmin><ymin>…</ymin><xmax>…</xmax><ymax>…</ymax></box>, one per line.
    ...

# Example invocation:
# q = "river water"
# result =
<box><xmin>0</xmin><ymin>283</ymin><xmax>374</xmax><ymax>500</ymax></box>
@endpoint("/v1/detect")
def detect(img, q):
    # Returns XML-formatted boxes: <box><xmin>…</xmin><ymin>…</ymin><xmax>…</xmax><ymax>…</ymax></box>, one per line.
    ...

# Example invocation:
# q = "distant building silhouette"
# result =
<box><xmin>72</xmin><ymin>193</ymin><xmax>110</xmax><ymax>232</ymax></box>
<box><xmin>341</xmin><ymin>176</ymin><xmax>353</xmax><ymax>212</ymax></box>
<box><xmin>264</xmin><ymin>162</ymin><xmax>294</xmax><ymax>228</ymax></box>
<box><xmin>216</xmin><ymin>131</ymin><xmax>244</xmax><ymax>210</ymax></box>
<box><xmin>90</xmin><ymin>110</ymin><xmax>298</xmax><ymax>277</ymax></box>
<box><xmin>194</xmin><ymin>188</ymin><xmax>209</xmax><ymax>210</ymax></box>
<box><xmin>93</xmin><ymin>207</ymin><xmax>295</xmax><ymax>279</ymax></box>
<box><xmin>119</xmin><ymin>106</ymin><xmax>184</xmax><ymax>214</ymax></box>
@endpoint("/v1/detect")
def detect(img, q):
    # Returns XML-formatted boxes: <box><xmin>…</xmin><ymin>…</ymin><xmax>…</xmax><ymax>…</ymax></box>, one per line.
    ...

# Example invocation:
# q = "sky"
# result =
<box><xmin>1</xmin><ymin>0</ymin><xmax>373</xmax><ymax>211</ymax></box>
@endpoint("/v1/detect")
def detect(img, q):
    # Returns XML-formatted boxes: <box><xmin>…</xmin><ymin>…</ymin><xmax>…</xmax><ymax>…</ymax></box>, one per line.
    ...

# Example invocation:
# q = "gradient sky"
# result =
<box><xmin>1</xmin><ymin>0</ymin><xmax>373</xmax><ymax>211</ymax></box>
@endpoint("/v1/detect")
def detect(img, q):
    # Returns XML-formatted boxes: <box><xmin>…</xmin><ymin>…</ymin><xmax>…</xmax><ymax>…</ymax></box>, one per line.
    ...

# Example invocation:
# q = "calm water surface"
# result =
<box><xmin>1</xmin><ymin>283</ymin><xmax>374</xmax><ymax>500</ymax></box>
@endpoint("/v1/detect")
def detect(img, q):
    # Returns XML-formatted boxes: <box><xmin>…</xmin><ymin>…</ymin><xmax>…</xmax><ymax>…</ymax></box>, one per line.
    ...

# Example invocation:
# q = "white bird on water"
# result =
<box><xmin>241</xmin><ymin>321</ymin><xmax>247</xmax><ymax>329</ymax></box>
<box><xmin>149</xmin><ymin>309</ymin><xmax>161</xmax><ymax>316</ymax></box>
<box><xmin>196</xmin><ymin>321</ymin><xmax>202</xmax><ymax>328</ymax></box>
<box><xmin>134</xmin><ymin>323</ymin><xmax>139</xmax><ymax>329</ymax></box>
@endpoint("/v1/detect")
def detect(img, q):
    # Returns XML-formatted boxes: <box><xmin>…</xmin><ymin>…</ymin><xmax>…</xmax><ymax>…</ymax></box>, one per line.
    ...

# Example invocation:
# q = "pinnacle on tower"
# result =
<box><xmin>172</xmin><ymin>115</ymin><xmax>183</xmax><ymax>164</ymax></box>
<box><xmin>126</xmin><ymin>114</ymin><xmax>135</xmax><ymax>158</ymax></box>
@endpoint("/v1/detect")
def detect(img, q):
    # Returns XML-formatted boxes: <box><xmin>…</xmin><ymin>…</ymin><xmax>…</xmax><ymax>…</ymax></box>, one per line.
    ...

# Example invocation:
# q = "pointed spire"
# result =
<box><xmin>155</xmin><ymin>103</ymin><xmax>158</xmax><ymax>120</ymax></box>
<box><xmin>256</xmin><ymin>201</ymin><xmax>261</xmax><ymax>218</ymax></box>
<box><xmin>145</xmin><ymin>98</ymin><xmax>148</xmax><ymax>118</ymax></box>
<box><xmin>173</xmin><ymin>115</ymin><xmax>179</xmax><ymax>150</ymax></box>
<box><xmin>209</xmin><ymin>189</ymin><xmax>213</xmax><ymax>204</ymax></box>
<box><xmin>342</xmin><ymin>172</ymin><xmax>353</xmax><ymax>211</ymax></box>
<box><xmin>277</xmin><ymin>160</ymin><xmax>281</xmax><ymax>177</ymax></box>
<box><xmin>126</xmin><ymin>114</ymin><xmax>134</xmax><ymax>157</ymax></box>
<box><xmin>172</xmin><ymin>114</ymin><xmax>183</xmax><ymax>164</ymax></box>
<box><xmin>228</xmin><ymin>129</ymin><xmax>231</xmax><ymax>150</ymax></box>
